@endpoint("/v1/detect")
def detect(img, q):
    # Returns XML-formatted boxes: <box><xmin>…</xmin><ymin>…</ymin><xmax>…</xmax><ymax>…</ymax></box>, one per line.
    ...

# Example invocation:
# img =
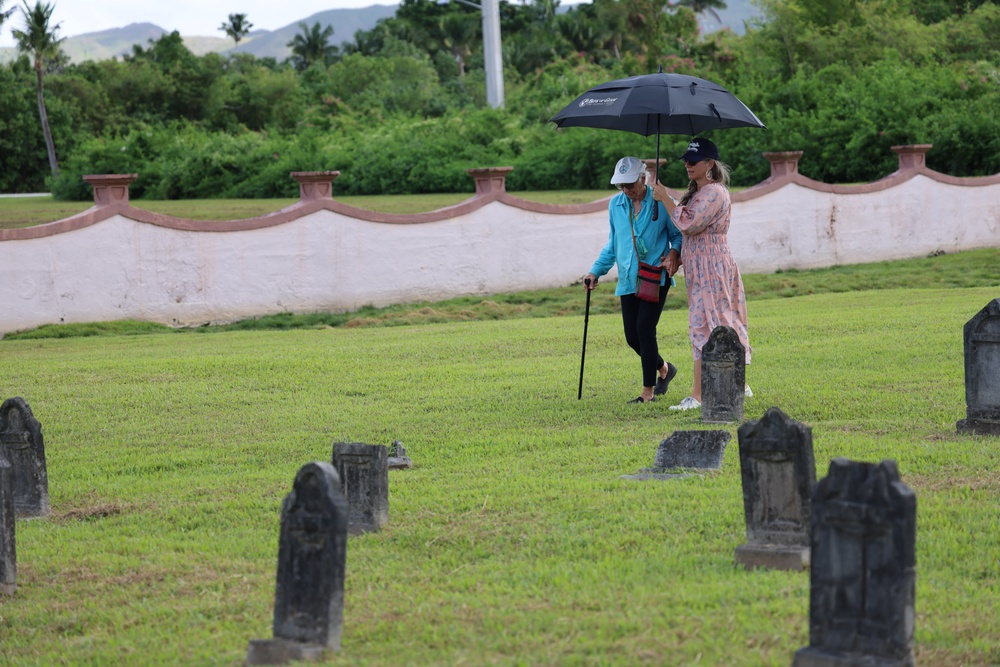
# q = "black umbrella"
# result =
<box><xmin>550</xmin><ymin>70</ymin><xmax>766</xmax><ymax>211</ymax></box>
<box><xmin>550</xmin><ymin>71</ymin><xmax>765</xmax><ymax>136</ymax></box>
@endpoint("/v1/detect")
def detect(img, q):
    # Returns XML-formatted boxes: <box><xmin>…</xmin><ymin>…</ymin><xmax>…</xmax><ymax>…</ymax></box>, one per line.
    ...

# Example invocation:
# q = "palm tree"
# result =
<box><xmin>677</xmin><ymin>0</ymin><xmax>727</xmax><ymax>26</ymax></box>
<box><xmin>11</xmin><ymin>0</ymin><xmax>62</xmax><ymax>176</ymax></box>
<box><xmin>438</xmin><ymin>12</ymin><xmax>477</xmax><ymax>79</ymax></box>
<box><xmin>286</xmin><ymin>21</ymin><xmax>338</xmax><ymax>71</ymax></box>
<box><xmin>0</xmin><ymin>0</ymin><xmax>16</xmax><ymax>29</ymax></box>
<box><xmin>219</xmin><ymin>12</ymin><xmax>253</xmax><ymax>47</ymax></box>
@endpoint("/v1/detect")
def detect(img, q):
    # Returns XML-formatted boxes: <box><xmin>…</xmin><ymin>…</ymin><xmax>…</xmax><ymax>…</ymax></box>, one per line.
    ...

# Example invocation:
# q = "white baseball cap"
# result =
<box><xmin>610</xmin><ymin>156</ymin><xmax>646</xmax><ymax>185</ymax></box>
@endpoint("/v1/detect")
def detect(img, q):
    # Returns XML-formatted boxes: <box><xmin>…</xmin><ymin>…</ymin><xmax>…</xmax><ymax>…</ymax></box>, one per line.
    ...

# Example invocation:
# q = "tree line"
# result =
<box><xmin>0</xmin><ymin>0</ymin><xmax>997</xmax><ymax>199</ymax></box>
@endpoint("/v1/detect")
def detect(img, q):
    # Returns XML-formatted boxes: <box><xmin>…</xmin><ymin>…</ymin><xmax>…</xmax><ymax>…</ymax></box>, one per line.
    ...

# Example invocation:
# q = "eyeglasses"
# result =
<box><xmin>617</xmin><ymin>177</ymin><xmax>643</xmax><ymax>191</ymax></box>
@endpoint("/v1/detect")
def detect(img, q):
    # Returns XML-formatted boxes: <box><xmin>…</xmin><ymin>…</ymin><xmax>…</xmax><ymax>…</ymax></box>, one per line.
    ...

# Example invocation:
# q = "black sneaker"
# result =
<box><xmin>654</xmin><ymin>362</ymin><xmax>678</xmax><ymax>396</ymax></box>
<box><xmin>627</xmin><ymin>396</ymin><xmax>655</xmax><ymax>404</ymax></box>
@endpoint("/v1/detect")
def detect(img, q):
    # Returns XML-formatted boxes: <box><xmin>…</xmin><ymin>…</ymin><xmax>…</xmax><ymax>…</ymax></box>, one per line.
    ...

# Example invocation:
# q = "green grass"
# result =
<box><xmin>1</xmin><ymin>277</ymin><xmax>999</xmax><ymax>664</ymax></box>
<box><xmin>0</xmin><ymin>190</ymin><xmax>613</xmax><ymax>230</ymax></box>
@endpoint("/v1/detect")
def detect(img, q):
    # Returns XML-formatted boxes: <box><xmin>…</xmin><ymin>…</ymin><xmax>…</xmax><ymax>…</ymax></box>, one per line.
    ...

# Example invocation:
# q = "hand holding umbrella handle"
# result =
<box><xmin>651</xmin><ymin>180</ymin><xmax>677</xmax><ymax>217</ymax></box>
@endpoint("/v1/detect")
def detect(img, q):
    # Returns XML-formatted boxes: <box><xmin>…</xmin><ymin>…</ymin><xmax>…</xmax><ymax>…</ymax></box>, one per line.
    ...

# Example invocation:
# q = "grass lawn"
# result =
<box><xmin>1</xmin><ymin>261</ymin><xmax>999</xmax><ymax>664</ymax></box>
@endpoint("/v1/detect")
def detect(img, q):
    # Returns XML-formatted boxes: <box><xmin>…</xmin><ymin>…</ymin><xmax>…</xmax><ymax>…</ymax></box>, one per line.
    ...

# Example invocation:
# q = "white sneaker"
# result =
<box><xmin>745</xmin><ymin>386</ymin><xmax>753</xmax><ymax>398</ymax></box>
<box><xmin>669</xmin><ymin>396</ymin><xmax>702</xmax><ymax>411</ymax></box>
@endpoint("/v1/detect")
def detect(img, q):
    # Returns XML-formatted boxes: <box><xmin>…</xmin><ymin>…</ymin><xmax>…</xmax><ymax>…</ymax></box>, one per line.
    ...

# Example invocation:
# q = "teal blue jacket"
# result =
<box><xmin>589</xmin><ymin>186</ymin><xmax>683</xmax><ymax>297</ymax></box>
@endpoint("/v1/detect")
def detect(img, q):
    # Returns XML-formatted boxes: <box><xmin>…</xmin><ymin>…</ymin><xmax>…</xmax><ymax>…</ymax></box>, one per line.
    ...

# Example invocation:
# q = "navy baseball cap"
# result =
<box><xmin>679</xmin><ymin>138</ymin><xmax>720</xmax><ymax>163</ymax></box>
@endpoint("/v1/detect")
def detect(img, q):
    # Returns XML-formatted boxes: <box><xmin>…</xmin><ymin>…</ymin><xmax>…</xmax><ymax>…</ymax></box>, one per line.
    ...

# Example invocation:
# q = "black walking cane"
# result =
<box><xmin>578</xmin><ymin>278</ymin><xmax>592</xmax><ymax>399</ymax></box>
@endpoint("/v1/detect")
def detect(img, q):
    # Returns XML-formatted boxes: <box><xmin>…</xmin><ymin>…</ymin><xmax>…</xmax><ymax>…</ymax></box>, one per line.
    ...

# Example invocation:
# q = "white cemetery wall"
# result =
<box><xmin>1</xmin><ymin>153</ymin><xmax>998</xmax><ymax>334</ymax></box>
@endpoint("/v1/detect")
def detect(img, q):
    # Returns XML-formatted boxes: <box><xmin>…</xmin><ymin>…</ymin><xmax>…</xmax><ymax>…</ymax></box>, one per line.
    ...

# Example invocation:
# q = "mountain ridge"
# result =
<box><xmin>0</xmin><ymin>1</ymin><xmax>760</xmax><ymax>65</ymax></box>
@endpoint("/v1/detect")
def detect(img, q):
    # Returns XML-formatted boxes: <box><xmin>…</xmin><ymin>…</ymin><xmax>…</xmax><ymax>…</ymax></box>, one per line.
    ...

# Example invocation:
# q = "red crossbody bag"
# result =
<box><xmin>629</xmin><ymin>203</ymin><xmax>663</xmax><ymax>303</ymax></box>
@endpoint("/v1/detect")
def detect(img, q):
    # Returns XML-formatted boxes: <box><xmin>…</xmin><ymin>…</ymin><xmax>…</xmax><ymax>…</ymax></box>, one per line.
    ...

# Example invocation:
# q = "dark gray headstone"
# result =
<box><xmin>654</xmin><ymin>430</ymin><xmax>731</xmax><ymax>470</ymax></box>
<box><xmin>620</xmin><ymin>431</ymin><xmax>730</xmax><ymax>481</ymax></box>
<box><xmin>957</xmin><ymin>298</ymin><xmax>1000</xmax><ymax>435</ymax></box>
<box><xmin>734</xmin><ymin>407</ymin><xmax>816</xmax><ymax>571</ymax></box>
<box><xmin>387</xmin><ymin>440</ymin><xmax>412</xmax><ymax>470</ymax></box>
<box><xmin>0</xmin><ymin>462</ymin><xmax>16</xmax><ymax>596</ymax></box>
<box><xmin>247</xmin><ymin>461</ymin><xmax>348</xmax><ymax>665</ymax></box>
<box><xmin>793</xmin><ymin>459</ymin><xmax>916</xmax><ymax>667</ymax></box>
<box><xmin>331</xmin><ymin>443</ymin><xmax>389</xmax><ymax>535</ymax></box>
<box><xmin>274</xmin><ymin>462</ymin><xmax>348</xmax><ymax>647</ymax></box>
<box><xmin>701</xmin><ymin>326</ymin><xmax>746</xmax><ymax>423</ymax></box>
<box><xmin>0</xmin><ymin>397</ymin><xmax>50</xmax><ymax>518</ymax></box>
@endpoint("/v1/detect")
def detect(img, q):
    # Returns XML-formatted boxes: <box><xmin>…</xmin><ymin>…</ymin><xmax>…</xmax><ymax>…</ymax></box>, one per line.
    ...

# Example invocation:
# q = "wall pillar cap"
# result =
<box><xmin>290</xmin><ymin>171</ymin><xmax>340</xmax><ymax>201</ymax></box>
<box><xmin>642</xmin><ymin>158</ymin><xmax>668</xmax><ymax>174</ymax></box>
<box><xmin>468</xmin><ymin>167</ymin><xmax>514</xmax><ymax>195</ymax></box>
<box><xmin>761</xmin><ymin>152</ymin><xmax>803</xmax><ymax>179</ymax></box>
<box><xmin>891</xmin><ymin>144</ymin><xmax>933</xmax><ymax>171</ymax></box>
<box><xmin>82</xmin><ymin>174</ymin><xmax>138</xmax><ymax>207</ymax></box>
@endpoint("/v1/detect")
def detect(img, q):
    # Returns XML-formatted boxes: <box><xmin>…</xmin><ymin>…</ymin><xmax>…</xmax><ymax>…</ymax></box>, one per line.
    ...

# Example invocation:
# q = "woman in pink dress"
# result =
<box><xmin>652</xmin><ymin>137</ymin><xmax>752</xmax><ymax>411</ymax></box>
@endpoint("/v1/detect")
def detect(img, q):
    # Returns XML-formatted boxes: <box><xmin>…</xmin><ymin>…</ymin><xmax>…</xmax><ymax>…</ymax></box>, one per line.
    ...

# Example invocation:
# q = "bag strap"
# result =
<box><xmin>627</xmin><ymin>201</ymin><xmax>642</xmax><ymax>261</ymax></box>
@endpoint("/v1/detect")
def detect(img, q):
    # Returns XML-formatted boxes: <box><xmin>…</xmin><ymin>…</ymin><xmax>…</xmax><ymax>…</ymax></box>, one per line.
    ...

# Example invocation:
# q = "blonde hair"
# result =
<box><xmin>679</xmin><ymin>160</ymin><xmax>731</xmax><ymax>205</ymax></box>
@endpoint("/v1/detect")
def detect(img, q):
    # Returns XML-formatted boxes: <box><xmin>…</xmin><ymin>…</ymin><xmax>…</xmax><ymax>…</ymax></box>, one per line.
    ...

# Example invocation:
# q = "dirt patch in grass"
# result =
<box><xmin>344</xmin><ymin>317</ymin><xmax>382</xmax><ymax>327</ymax></box>
<box><xmin>56</xmin><ymin>502</ymin><xmax>131</xmax><ymax>521</ymax></box>
<box><xmin>915</xmin><ymin>644</ymin><xmax>997</xmax><ymax>666</ymax></box>
<box><xmin>906</xmin><ymin>470</ymin><xmax>999</xmax><ymax>493</ymax></box>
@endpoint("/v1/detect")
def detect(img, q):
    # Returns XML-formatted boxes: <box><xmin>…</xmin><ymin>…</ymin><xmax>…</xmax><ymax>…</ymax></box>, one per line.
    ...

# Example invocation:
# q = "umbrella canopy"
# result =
<box><xmin>549</xmin><ymin>72</ymin><xmax>766</xmax><ymax>137</ymax></box>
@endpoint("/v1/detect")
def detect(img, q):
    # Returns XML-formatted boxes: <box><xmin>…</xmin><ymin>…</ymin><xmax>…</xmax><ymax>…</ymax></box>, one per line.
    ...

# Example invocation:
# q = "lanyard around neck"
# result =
<box><xmin>628</xmin><ymin>198</ymin><xmax>646</xmax><ymax>261</ymax></box>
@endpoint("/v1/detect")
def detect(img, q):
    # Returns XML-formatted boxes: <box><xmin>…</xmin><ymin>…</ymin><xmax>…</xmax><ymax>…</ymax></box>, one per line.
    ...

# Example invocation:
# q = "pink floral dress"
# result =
<box><xmin>673</xmin><ymin>183</ymin><xmax>751</xmax><ymax>363</ymax></box>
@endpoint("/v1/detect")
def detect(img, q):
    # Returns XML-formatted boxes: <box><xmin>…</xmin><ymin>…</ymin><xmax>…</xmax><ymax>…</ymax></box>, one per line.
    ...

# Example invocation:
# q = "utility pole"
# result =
<box><xmin>451</xmin><ymin>0</ymin><xmax>505</xmax><ymax>109</ymax></box>
<box><xmin>481</xmin><ymin>0</ymin><xmax>504</xmax><ymax>108</ymax></box>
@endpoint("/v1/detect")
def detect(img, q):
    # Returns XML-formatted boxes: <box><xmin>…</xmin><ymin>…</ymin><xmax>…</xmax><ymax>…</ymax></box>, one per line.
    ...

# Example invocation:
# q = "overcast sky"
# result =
<box><xmin>0</xmin><ymin>0</ymin><xmax>399</xmax><ymax>47</ymax></box>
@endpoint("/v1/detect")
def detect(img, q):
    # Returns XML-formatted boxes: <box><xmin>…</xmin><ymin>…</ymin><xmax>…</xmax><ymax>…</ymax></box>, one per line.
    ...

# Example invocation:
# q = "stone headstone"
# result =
<box><xmin>701</xmin><ymin>326</ymin><xmax>746</xmax><ymax>423</ymax></box>
<box><xmin>957</xmin><ymin>298</ymin><xmax>1000</xmax><ymax>435</ymax></box>
<box><xmin>331</xmin><ymin>443</ymin><xmax>389</xmax><ymax>535</ymax></box>
<box><xmin>621</xmin><ymin>431</ymin><xmax>730</xmax><ymax>481</ymax></box>
<box><xmin>246</xmin><ymin>461</ymin><xmax>348</xmax><ymax>665</ymax></box>
<box><xmin>0</xmin><ymin>462</ymin><xmax>16</xmax><ymax>596</ymax></box>
<box><xmin>734</xmin><ymin>407</ymin><xmax>815</xmax><ymax>571</ymax></box>
<box><xmin>621</xmin><ymin>430</ymin><xmax>731</xmax><ymax>480</ymax></box>
<box><xmin>653</xmin><ymin>430</ymin><xmax>731</xmax><ymax>469</ymax></box>
<box><xmin>0</xmin><ymin>397</ymin><xmax>50</xmax><ymax>518</ymax></box>
<box><xmin>387</xmin><ymin>440</ymin><xmax>412</xmax><ymax>470</ymax></box>
<box><xmin>793</xmin><ymin>458</ymin><xmax>916</xmax><ymax>667</ymax></box>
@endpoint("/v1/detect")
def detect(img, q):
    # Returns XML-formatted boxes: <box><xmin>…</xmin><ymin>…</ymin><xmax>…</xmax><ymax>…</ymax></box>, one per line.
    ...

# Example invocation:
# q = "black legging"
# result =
<box><xmin>619</xmin><ymin>284</ymin><xmax>670</xmax><ymax>388</ymax></box>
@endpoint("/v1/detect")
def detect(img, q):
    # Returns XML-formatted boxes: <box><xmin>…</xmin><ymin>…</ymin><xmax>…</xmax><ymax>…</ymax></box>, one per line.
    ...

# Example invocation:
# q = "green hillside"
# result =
<box><xmin>226</xmin><ymin>5</ymin><xmax>400</xmax><ymax>60</ymax></box>
<box><xmin>61</xmin><ymin>22</ymin><xmax>172</xmax><ymax>62</ymax></box>
<box><xmin>38</xmin><ymin>5</ymin><xmax>399</xmax><ymax>64</ymax></box>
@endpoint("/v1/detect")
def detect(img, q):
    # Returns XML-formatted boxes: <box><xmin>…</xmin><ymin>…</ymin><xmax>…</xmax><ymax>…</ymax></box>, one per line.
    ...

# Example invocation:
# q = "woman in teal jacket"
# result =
<box><xmin>584</xmin><ymin>156</ymin><xmax>683</xmax><ymax>404</ymax></box>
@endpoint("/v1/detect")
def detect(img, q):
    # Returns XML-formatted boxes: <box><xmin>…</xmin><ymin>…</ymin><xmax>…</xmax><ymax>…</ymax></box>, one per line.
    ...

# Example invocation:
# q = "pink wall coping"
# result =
<box><xmin>3</xmin><ymin>145</ymin><xmax>999</xmax><ymax>241</ymax></box>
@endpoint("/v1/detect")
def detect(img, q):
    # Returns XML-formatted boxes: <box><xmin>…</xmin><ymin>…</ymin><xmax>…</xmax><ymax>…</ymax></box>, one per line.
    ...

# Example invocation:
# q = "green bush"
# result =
<box><xmin>0</xmin><ymin>60</ymin><xmax>50</xmax><ymax>193</ymax></box>
<box><xmin>10</xmin><ymin>2</ymin><xmax>1000</xmax><ymax>199</ymax></box>
<box><xmin>328</xmin><ymin>108</ymin><xmax>521</xmax><ymax>195</ymax></box>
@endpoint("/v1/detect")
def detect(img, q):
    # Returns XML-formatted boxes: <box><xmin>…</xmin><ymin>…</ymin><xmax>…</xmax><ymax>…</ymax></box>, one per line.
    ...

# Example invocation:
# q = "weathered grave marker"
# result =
<box><xmin>701</xmin><ymin>326</ymin><xmax>746</xmax><ymax>423</ymax></box>
<box><xmin>793</xmin><ymin>458</ymin><xmax>916</xmax><ymax>667</ymax></box>
<box><xmin>387</xmin><ymin>440</ymin><xmax>412</xmax><ymax>470</ymax></box>
<box><xmin>0</xmin><ymin>460</ymin><xmax>16</xmax><ymax>596</ymax></box>
<box><xmin>0</xmin><ymin>397</ymin><xmax>50</xmax><ymax>518</ymax></box>
<box><xmin>246</xmin><ymin>461</ymin><xmax>348</xmax><ymax>665</ymax></box>
<box><xmin>957</xmin><ymin>298</ymin><xmax>1000</xmax><ymax>436</ymax></box>
<box><xmin>621</xmin><ymin>430</ymin><xmax>731</xmax><ymax>480</ymax></box>
<box><xmin>734</xmin><ymin>407</ymin><xmax>815</xmax><ymax>571</ymax></box>
<box><xmin>331</xmin><ymin>443</ymin><xmax>388</xmax><ymax>534</ymax></box>
<box><xmin>653</xmin><ymin>430</ymin><xmax>731</xmax><ymax>469</ymax></box>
